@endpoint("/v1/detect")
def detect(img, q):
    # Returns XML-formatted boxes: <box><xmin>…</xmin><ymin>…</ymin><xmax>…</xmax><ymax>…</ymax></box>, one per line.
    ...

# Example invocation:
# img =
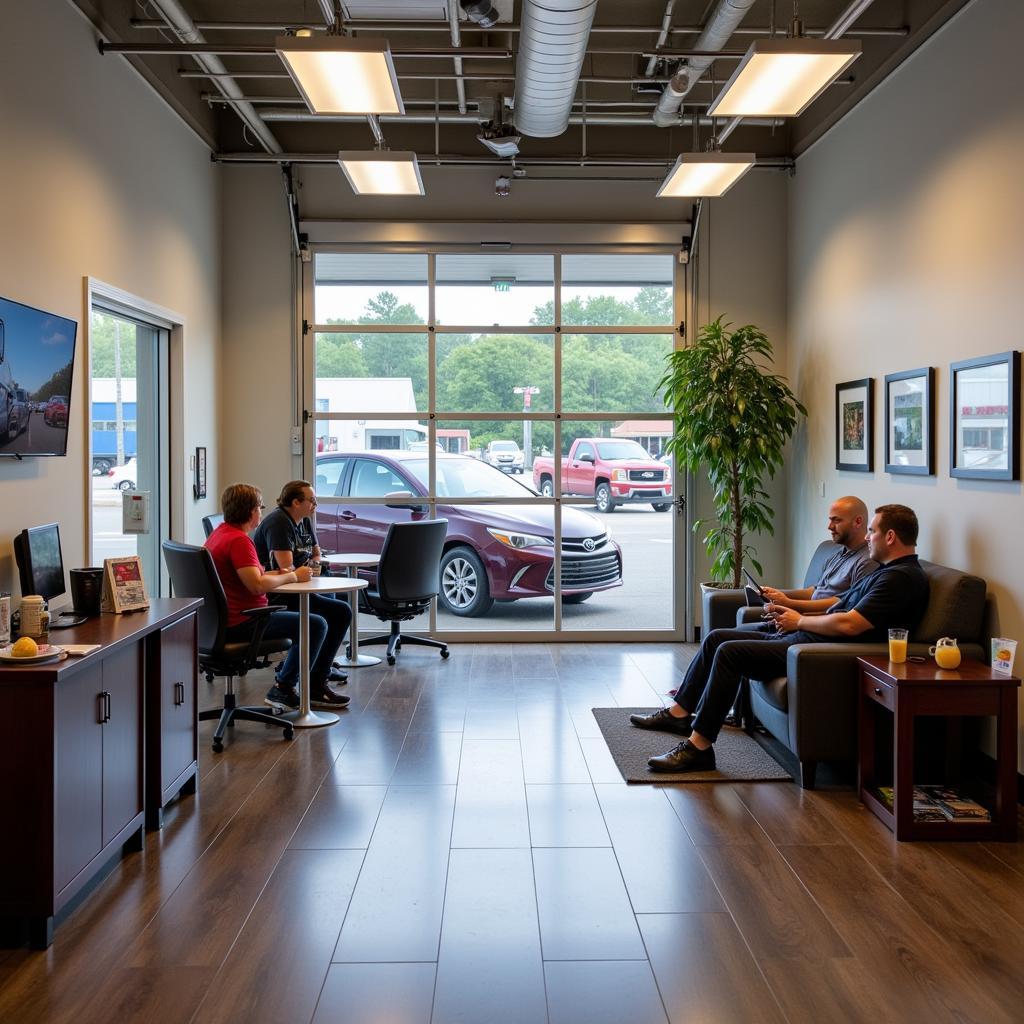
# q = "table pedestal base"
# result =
<box><xmin>287</xmin><ymin>709</ymin><xmax>339</xmax><ymax>729</ymax></box>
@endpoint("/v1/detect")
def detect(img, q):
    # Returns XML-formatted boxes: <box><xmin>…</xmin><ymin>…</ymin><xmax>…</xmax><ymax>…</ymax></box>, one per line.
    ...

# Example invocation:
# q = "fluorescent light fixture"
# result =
<box><xmin>276</xmin><ymin>35</ymin><xmax>404</xmax><ymax>114</ymax></box>
<box><xmin>338</xmin><ymin>151</ymin><xmax>425</xmax><ymax>196</ymax></box>
<box><xmin>707</xmin><ymin>38</ymin><xmax>861</xmax><ymax>118</ymax></box>
<box><xmin>656</xmin><ymin>152</ymin><xmax>755</xmax><ymax>198</ymax></box>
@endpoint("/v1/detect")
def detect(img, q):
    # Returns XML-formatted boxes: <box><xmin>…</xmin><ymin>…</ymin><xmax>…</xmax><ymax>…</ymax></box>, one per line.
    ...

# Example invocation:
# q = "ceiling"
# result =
<box><xmin>70</xmin><ymin>0</ymin><xmax>971</xmax><ymax>178</ymax></box>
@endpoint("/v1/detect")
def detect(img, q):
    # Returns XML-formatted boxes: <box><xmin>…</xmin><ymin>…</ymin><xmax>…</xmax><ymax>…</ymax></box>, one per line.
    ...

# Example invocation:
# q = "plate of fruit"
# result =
<box><xmin>0</xmin><ymin>638</ymin><xmax>66</xmax><ymax>664</ymax></box>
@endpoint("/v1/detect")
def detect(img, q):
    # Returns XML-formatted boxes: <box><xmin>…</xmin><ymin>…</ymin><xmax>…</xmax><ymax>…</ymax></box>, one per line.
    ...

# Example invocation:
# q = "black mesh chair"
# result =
<box><xmin>359</xmin><ymin>519</ymin><xmax>450</xmax><ymax>666</ymax></box>
<box><xmin>162</xmin><ymin>540</ymin><xmax>294</xmax><ymax>752</ymax></box>
<box><xmin>201</xmin><ymin>513</ymin><xmax>225</xmax><ymax>538</ymax></box>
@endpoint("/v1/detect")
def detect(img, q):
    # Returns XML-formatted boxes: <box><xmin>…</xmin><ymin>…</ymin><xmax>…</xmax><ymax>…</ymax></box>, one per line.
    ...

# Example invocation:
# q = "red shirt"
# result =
<box><xmin>204</xmin><ymin>523</ymin><xmax>268</xmax><ymax>627</ymax></box>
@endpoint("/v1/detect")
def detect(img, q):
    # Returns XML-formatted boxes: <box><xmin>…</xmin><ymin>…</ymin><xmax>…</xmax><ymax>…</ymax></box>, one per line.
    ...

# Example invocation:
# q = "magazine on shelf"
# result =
<box><xmin>919</xmin><ymin>785</ymin><xmax>990</xmax><ymax>821</ymax></box>
<box><xmin>100</xmin><ymin>555</ymin><xmax>150</xmax><ymax>614</ymax></box>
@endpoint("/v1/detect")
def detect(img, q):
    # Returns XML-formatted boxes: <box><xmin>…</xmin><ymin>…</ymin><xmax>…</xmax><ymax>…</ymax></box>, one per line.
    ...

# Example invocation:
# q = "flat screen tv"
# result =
<box><xmin>0</xmin><ymin>295</ymin><xmax>78</xmax><ymax>459</ymax></box>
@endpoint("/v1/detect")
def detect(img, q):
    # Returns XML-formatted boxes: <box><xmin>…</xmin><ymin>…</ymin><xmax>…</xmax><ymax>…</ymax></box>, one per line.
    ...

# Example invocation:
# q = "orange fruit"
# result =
<box><xmin>12</xmin><ymin>636</ymin><xmax>39</xmax><ymax>657</ymax></box>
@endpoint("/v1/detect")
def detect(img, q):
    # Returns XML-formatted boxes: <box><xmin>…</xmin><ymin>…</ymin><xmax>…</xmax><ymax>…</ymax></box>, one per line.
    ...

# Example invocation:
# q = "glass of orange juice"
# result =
<box><xmin>888</xmin><ymin>628</ymin><xmax>908</xmax><ymax>664</ymax></box>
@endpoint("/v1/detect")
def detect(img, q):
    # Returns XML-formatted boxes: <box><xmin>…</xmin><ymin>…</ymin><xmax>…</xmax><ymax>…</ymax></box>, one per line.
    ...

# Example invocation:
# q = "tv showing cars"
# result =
<box><xmin>0</xmin><ymin>295</ymin><xmax>77</xmax><ymax>458</ymax></box>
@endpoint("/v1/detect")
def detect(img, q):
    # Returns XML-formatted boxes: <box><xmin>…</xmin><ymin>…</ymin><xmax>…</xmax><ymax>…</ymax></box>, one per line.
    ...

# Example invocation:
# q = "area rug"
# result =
<box><xmin>592</xmin><ymin>707</ymin><xmax>792</xmax><ymax>783</ymax></box>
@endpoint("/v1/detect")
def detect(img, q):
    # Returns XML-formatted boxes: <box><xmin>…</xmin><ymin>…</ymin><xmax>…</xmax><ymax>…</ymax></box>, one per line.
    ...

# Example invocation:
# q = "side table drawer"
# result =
<box><xmin>862</xmin><ymin>674</ymin><xmax>895</xmax><ymax>711</ymax></box>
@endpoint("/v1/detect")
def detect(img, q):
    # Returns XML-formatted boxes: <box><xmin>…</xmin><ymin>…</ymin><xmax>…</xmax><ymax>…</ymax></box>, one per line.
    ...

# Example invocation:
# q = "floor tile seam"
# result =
<box><xmin>660</xmin><ymin>809</ymin><xmax>797</xmax><ymax>1024</ymax></box>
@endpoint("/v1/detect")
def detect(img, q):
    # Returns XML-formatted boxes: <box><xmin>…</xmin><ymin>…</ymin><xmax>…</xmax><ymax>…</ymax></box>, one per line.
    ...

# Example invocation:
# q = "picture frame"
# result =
<box><xmin>99</xmin><ymin>555</ymin><xmax>149</xmax><ymax>614</ymax></box>
<box><xmin>949</xmin><ymin>351</ymin><xmax>1020</xmax><ymax>481</ymax></box>
<box><xmin>836</xmin><ymin>377</ymin><xmax>874</xmax><ymax>472</ymax></box>
<box><xmin>884</xmin><ymin>367</ymin><xmax>934</xmax><ymax>475</ymax></box>
<box><xmin>194</xmin><ymin>446</ymin><xmax>207</xmax><ymax>500</ymax></box>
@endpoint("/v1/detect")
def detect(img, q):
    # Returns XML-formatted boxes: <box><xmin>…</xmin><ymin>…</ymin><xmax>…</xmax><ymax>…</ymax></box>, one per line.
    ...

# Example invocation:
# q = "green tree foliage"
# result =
<box><xmin>659</xmin><ymin>316</ymin><xmax>806</xmax><ymax>587</ymax></box>
<box><xmin>89</xmin><ymin>313</ymin><xmax>138</xmax><ymax>377</ymax></box>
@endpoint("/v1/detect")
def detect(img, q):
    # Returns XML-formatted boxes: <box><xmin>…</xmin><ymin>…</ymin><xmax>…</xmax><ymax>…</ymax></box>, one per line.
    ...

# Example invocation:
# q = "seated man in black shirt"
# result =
<box><xmin>633</xmin><ymin>504</ymin><xmax>930</xmax><ymax>773</ymax></box>
<box><xmin>253</xmin><ymin>479</ymin><xmax>352</xmax><ymax>708</ymax></box>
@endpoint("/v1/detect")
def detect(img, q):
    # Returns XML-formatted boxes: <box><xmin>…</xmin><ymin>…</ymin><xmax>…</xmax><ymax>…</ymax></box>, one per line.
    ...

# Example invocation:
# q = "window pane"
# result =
<box><xmin>437</xmin><ymin>332</ymin><xmax>553</xmax><ymax>413</ymax></box>
<box><xmin>436</xmin><ymin>254</ymin><xmax>553</xmax><ymax>326</ymax></box>
<box><xmin>561</xmin><ymin>333</ymin><xmax>672</xmax><ymax>413</ymax></box>
<box><xmin>558</xmin><ymin>419</ymin><xmax>673</xmax><ymax>629</ymax></box>
<box><xmin>561</xmin><ymin>254</ymin><xmax>673</xmax><ymax>326</ymax></box>
<box><xmin>315</xmin><ymin>332</ymin><xmax>428</xmax><ymax>413</ymax></box>
<box><xmin>314</xmin><ymin>253</ymin><xmax>428</xmax><ymax>323</ymax></box>
<box><xmin>313</xmin><ymin>414</ymin><xmax>428</xmax><ymax>457</ymax></box>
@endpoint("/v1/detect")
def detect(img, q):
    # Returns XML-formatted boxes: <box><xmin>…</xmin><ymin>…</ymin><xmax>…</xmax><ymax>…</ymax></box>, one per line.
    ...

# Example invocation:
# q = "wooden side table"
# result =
<box><xmin>858</xmin><ymin>655</ymin><xmax>1019</xmax><ymax>841</ymax></box>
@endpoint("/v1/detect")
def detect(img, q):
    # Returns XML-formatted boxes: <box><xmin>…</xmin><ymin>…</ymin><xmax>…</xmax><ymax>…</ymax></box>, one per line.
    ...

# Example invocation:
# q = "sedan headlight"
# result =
<box><xmin>611</xmin><ymin>468</ymin><xmax>628</xmax><ymax>482</ymax></box>
<box><xmin>487</xmin><ymin>528</ymin><xmax>554</xmax><ymax>550</ymax></box>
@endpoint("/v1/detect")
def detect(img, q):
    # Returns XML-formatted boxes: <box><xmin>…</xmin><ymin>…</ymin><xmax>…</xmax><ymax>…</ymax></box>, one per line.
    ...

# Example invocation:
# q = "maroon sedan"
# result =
<box><xmin>314</xmin><ymin>452</ymin><xmax>623</xmax><ymax>617</ymax></box>
<box><xmin>44</xmin><ymin>395</ymin><xmax>68</xmax><ymax>427</ymax></box>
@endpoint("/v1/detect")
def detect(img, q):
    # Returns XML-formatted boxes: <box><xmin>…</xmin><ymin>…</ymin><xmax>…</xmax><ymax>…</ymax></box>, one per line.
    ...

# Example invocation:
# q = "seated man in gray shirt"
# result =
<box><xmin>757</xmin><ymin>495</ymin><xmax>877</xmax><ymax>615</ymax></box>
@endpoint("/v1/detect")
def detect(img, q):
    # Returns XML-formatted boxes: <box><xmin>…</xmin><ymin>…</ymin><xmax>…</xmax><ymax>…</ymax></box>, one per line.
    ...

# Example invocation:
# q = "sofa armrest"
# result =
<box><xmin>736</xmin><ymin>606</ymin><xmax>765</xmax><ymax>625</ymax></box>
<box><xmin>702</xmin><ymin>588</ymin><xmax>747</xmax><ymax>633</ymax></box>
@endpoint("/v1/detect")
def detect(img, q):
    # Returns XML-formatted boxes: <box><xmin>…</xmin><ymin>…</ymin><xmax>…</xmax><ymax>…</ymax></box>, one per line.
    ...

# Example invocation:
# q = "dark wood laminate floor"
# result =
<box><xmin>1</xmin><ymin>643</ymin><xmax>1022</xmax><ymax>1024</ymax></box>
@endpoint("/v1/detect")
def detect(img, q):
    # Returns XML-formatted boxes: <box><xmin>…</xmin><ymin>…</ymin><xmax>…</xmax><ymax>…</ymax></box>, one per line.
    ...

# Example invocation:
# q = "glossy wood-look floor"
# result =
<box><xmin>1</xmin><ymin>643</ymin><xmax>1022</xmax><ymax>1024</ymax></box>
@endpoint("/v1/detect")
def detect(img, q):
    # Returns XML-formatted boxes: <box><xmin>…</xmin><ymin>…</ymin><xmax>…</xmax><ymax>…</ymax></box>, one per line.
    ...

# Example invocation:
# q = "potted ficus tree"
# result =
<box><xmin>659</xmin><ymin>315</ymin><xmax>806</xmax><ymax>591</ymax></box>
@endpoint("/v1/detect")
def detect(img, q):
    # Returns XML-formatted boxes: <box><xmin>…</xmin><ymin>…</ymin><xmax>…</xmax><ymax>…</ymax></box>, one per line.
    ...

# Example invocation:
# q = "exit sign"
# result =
<box><xmin>491</xmin><ymin>277</ymin><xmax>515</xmax><ymax>292</ymax></box>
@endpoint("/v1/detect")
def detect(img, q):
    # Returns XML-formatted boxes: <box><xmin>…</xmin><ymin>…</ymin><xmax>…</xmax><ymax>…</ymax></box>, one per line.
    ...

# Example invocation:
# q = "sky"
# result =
<box><xmin>0</xmin><ymin>297</ymin><xmax>76</xmax><ymax>393</ymax></box>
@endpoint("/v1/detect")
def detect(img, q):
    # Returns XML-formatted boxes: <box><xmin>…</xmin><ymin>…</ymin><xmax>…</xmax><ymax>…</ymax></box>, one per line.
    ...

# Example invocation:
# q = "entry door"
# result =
<box><xmin>89</xmin><ymin>306</ymin><xmax>170</xmax><ymax>594</ymax></box>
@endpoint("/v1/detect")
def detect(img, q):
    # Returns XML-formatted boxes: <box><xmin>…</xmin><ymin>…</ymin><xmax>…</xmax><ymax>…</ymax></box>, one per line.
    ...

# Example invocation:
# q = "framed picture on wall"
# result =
<box><xmin>836</xmin><ymin>378</ymin><xmax>874</xmax><ymax>472</ymax></box>
<box><xmin>950</xmin><ymin>351</ymin><xmax>1020</xmax><ymax>481</ymax></box>
<box><xmin>884</xmin><ymin>367</ymin><xmax>934</xmax><ymax>475</ymax></box>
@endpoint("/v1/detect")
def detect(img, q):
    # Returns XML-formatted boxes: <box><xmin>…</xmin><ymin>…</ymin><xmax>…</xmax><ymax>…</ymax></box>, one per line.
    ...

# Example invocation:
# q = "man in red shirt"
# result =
<box><xmin>205</xmin><ymin>483</ymin><xmax>349</xmax><ymax>710</ymax></box>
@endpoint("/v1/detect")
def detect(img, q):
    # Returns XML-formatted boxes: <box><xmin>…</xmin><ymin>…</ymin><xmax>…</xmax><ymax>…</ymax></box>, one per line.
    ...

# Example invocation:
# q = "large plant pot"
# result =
<box><xmin>700</xmin><ymin>580</ymin><xmax>744</xmax><ymax>636</ymax></box>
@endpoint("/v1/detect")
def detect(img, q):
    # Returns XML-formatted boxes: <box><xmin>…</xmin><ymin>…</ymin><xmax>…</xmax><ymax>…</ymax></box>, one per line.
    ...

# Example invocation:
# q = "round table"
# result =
<box><xmin>275</xmin><ymin>576</ymin><xmax>367</xmax><ymax>728</ymax></box>
<box><xmin>328</xmin><ymin>554</ymin><xmax>382</xmax><ymax>668</ymax></box>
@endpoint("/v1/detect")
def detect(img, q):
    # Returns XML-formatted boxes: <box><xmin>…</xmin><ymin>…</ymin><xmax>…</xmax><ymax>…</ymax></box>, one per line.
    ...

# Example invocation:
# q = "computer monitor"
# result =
<box><xmin>13</xmin><ymin>523</ymin><xmax>85</xmax><ymax>626</ymax></box>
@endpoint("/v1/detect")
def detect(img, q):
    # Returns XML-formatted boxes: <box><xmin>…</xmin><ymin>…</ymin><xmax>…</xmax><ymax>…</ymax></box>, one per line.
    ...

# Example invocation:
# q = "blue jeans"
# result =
<box><xmin>228</xmin><ymin>606</ymin><xmax>334</xmax><ymax>689</ymax></box>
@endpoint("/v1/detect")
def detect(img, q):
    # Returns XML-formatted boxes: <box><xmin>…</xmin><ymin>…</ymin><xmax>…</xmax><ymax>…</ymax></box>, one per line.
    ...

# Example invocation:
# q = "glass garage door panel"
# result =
<box><xmin>314</xmin><ymin>253</ymin><xmax>428</xmax><ymax>324</ymax></box>
<box><xmin>436</xmin><ymin>333</ymin><xmax>553</xmax><ymax>414</ymax></box>
<box><xmin>561</xmin><ymin>254</ymin><xmax>674</xmax><ymax>326</ymax></box>
<box><xmin>314</xmin><ymin>333</ymin><xmax>428</xmax><ymax>415</ymax></box>
<box><xmin>435</xmin><ymin>254</ymin><xmax>554</xmax><ymax>327</ymax></box>
<box><xmin>558</xmin><ymin>419</ymin><xmax>672</xmax><ymax>630</ymax></box>
<box><xmin>560</xmin><ymin>333</ymin><xmax>672</xmax><ymax>414</ymax></box>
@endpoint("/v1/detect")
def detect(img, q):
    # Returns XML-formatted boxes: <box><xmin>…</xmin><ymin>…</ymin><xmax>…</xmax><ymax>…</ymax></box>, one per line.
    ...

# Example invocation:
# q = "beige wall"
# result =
<box><xmin>0</xmin><ymin>0</ymin><xmax>221</xmax><ymax>596</ymax></box>
<box><xmin>788</xmin><ymin>0</ymin><xmax>1024</xmax><ymax>759</ymax></box>
<box><xmin>221</xmin><ymin>163</ymin><xmax>792</xmax><ymax>617</ymax></box>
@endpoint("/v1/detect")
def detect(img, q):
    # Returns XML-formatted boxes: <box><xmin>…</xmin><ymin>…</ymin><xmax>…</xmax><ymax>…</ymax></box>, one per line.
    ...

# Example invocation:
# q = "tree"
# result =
<box><xmin>89</xmin><ymin>313</ymin><xmax>138</xmax><ymax>377</ymax></box>
<box><xmin>659</xmin><ymin>317</ymin><xmax>806</xmax><ymax>587</ymax></box>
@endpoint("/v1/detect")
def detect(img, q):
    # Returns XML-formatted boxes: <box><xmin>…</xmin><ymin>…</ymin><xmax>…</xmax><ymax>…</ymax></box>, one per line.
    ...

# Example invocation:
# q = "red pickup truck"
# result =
<box><xmin>532</xmin><ymin>438</ymin><xmax>672</xmax><ymax>513</ymax></box>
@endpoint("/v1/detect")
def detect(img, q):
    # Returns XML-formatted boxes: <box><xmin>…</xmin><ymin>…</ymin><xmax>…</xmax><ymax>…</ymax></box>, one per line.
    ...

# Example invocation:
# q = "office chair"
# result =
<box><xmin>359</xmin><ymin>519</ymin><xmax>450</xmax><ymax>666</ymax></box>
<box><xmin>202</xmin><ymin>513</ymin><xmax>225</xmax><ymax>538</ymax></box>
<box><xmin>162</xmin><ymin>540</ymin><xmax>294</xmax><ymax>752</ymax></box>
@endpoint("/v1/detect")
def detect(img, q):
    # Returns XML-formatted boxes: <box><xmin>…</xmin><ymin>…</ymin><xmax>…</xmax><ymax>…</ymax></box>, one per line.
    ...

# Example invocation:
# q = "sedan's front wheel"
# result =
<box><xmin>439</xmin><ymin>546</ymin><xmax>494</xmax><ymax>617</ymax></box>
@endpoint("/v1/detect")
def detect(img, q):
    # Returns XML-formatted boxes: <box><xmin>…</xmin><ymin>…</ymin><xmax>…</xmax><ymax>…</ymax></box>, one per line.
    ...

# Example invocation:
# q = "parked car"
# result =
<box><xmin>44</xmin><ymin>394</ymin><xmax>69</xmax><ymax>427</ymax></box>
<box><xmin>10</xmin><ymin>387</ymin><xmax>30</xmax><ymax>436</ymax></box>
<box><xmin>314</xmin><ymin>451</ymin><xmax>623</xmax><ymax>616</ymax></box>
<box><xmin>532</xmin><ymin>438</ymin><xmax>672</xmax><ymax>513</ymax></box>
<box><xmin>483</xmin><ymin>439</ymin><xmax>525</xmax><ymax>474</ymax></box>
<box><xmin>107</xmin><ymin>458</ymin><xmax>137</xmax><ymax>491</ymax></box>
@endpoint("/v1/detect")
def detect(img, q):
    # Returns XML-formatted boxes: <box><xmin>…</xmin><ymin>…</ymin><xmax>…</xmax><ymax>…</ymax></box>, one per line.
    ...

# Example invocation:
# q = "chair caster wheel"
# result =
<box><xmin>386</xmin><ymin>655</ymin><xmax>396</xmax><ymax>666</ymax></box>
<box><xmin>440</xmin><ymin>648</ymin><xmax>450</xmax><ymax>659</ymax></box>
<box><xmin>212</xmin><ymin>740</ymin><xmax>224</xmax><ymax>753</ymax></box>
<box><xmin>283</xmin><ymin>727</ymin><xmax>294</xmax><ymax>741</ymax></box>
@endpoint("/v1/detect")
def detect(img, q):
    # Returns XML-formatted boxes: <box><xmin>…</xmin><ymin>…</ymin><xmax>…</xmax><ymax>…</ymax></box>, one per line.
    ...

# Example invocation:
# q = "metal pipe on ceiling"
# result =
<box><xmin>653</xmin><ymin>0</ymin><xmax>756</xmax><ymax>128</ymax></box>
<box><xmin>181</xmin><ymin>70</ymin><xmax>676</xmax><ymax>85</ymax></box>
<box><xmin>645</xmin><ymin>0</ymin><xmax>677</xmax><ymax>77</ymax></box>
<box><xmin>100</xmin><ymin>42</ymin><xmax>513</xmax><ymax>58</ymax></box>
<box><xmin>256</xmin><ymin>110</ymin><xmax>783</xmax><ymax>128</ymax></box>
<box><xmin>447</xmin><ymin>0</ymin><xmax>468</xmax><ymax>115</ymax></box>
<box><xmin>142</xmin><ymin>0</ymin><xmax>280</xmax><ymax>154</ymax></box>
<box><xmin>715</xmin><ymin>0</ymin><xmax>876</xmax><ymax>143</ymax></box>
<box><xmin>129</xmin><ymin>17</ymin><xmax>908</xmax><ymax>37</ymax></box>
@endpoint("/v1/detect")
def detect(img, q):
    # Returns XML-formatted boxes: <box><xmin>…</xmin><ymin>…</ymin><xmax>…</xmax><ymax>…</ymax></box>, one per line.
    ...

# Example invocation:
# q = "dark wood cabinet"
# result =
<box><xmin>0</xmin><ymin>599</ymin><xmax>201</xmax><ymax>948</ymax></box>
<box><xmin>146</xmin><ymin>614</ymin><xmax>198</xmax><ymax>830</ymax></box>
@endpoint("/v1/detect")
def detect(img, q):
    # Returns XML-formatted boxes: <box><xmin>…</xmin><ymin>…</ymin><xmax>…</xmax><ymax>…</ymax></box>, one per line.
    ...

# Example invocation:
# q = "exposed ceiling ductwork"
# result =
<box><xmin>652</xmin><ymin>0</ymin><xmax>756</xmax><ymax>128</ymax></box>
<box><xmin>513</xmin><ymin>0</ymin><xmax>600</xmax><ymax>139</ymax></box>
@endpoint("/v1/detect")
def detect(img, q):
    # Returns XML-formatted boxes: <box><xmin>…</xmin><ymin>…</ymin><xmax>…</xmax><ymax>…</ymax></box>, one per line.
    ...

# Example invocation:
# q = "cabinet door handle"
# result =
<box><xmin>874</xmin><ymin>687</ymin><xmax>882</xmax><ymax>696</ymax></box>
<box><xmin>104</xmin><ymin>691</ymin><xmax>112</xmax><ymax>722</ymax></box>
<box><xmin>174</xmin><ymin>681</ymin><xmax>185</xmax><ymax>706</ymax></box>
<box><xmin>97</xmin><ymin>692</ymin><xmax>106</xmax><ymax>724</ymax></box>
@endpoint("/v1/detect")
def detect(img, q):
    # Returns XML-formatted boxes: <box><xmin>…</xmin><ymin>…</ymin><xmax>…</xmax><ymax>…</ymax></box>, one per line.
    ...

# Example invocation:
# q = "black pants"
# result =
<box><xmin>675</xmin><ymin>627</ymin><xmax>807</xmax><ymax>743</ymax></box>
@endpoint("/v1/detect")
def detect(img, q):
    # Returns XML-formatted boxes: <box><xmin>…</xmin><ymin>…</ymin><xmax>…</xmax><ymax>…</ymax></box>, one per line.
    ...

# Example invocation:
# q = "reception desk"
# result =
<box><xmin>0</xmin><ymin>598</ymin><xmax>201</xmax><ymax>948</ymax></box>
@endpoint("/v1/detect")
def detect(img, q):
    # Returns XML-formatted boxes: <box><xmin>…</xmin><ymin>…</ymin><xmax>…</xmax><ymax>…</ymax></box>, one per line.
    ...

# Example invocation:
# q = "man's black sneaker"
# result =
<box><xmin>265</xmin><ymin>685</ymin><xmax>300</xmax><ymax>712</ymax></box>
<box><xmin>647</xmin><ymin>739</ymin><xmax>716</xmax><ymax>774</ymax></box>
<box><xmin>629</xmin><ymin>707</ymin><xmax>693</xmax><ymax>737</ymax></box>
<box><xmin>311</xmin><ymin>686</ymin><xmax>351</xmax><ymax>708</ymax></box>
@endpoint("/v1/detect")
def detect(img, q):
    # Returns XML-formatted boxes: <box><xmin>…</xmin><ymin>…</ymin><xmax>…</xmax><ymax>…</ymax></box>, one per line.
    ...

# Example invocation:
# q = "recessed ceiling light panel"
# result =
<box><xmin>707</xmin><ymin>38</ymin><xmax>861</xmax><ymax>118</ymax></box>
<box><xmin>277</xmin><ymin>36</ymin><xmax>405</xmax><ymax>115</ymax></box>
<box><xmin>656</xmin><ymin>153</ymin><xmax>755</xmax><ymax>198</ymax></box>
<box><xmin>338</xmin><ymin>151</ymin><xmax>425</xmax><ymax>196</ymax></box>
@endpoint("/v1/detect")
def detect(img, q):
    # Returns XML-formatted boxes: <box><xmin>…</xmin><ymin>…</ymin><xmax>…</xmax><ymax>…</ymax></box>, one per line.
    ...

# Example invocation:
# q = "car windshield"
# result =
<box><xmin>595</xmin><ymin>440</ymin><xmax>651</xmax><ymax>460</ymax></box>
<box><xmin>405</xmin><ymin>458</ymin><xmax>533</xmax><ymax>498</ymax></box>
<box><xmin>491</xmin><ymin>442</ymin><xmax>519</xmax><ymax>452</ymax></box>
